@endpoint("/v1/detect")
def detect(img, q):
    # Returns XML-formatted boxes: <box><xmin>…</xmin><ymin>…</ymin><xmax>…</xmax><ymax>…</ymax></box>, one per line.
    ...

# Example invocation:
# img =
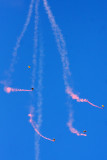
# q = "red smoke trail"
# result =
<box><xmin>67</xmin><ymin>113</ymin><xmax>87</xmax><ymax>136</ymax></box>
<box><xmin>66</xmin><ymin>87</ymin><xmax>103</xmax><ymax>109</ymax></box>
<box><xmin>4</xmin><ymin>87</ymin><xmax>32</xmax><ymax>93</ymax></box>
<box><xmin>28</xmin><ymin>108</ymin><xmax>55</xmax><ymax>142</ymax></box>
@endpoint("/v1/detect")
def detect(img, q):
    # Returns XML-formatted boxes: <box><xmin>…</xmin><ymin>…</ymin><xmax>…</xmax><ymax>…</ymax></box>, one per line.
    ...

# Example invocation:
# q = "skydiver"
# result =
<box><xmin>53</xmin><ymin>139</ymin><xmax>55</xmax><ymax>142</ymax></box>
<box><xmin>31</xmin><ymin>88</ymin><xmax>34</xmax><ymax>91</ymax></box>
<box><xmin>28</xmin><ymin>66</ymin><xmax>31</xmax><ymax>68</ymax></box>
<box><xmin>83</xmin><ymin>130</ymin><xmax>87</xmax><ymax>133</ymax></box>
<box><xmin>102</xmin><ymin>105</ymin><xmax>104</xmax><ymax>108</ymax></box>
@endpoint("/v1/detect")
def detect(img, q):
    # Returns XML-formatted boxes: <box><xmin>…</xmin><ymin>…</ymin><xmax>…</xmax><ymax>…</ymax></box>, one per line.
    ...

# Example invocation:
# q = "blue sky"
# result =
<box><xmin>0</xmin><ymin>0</ymin><xmax>107</xmax><ymax>160</ymax></box>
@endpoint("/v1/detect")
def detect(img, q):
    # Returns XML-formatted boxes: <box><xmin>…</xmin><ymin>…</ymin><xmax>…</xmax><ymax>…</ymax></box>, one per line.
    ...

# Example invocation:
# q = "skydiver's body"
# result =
<box><xmin>53</xmin><ymin>139</ymin><xmax>55</xmax><ymax>142</ymax></box>
<box><xmin>102</xmin><ymin>105</ymin><xmax>104</xmax><ymax>108</ymax></box>
<box><xmin>83</xmin><ymin>130</ymin><xmax>87</xmax><ymax>133</ymax></box>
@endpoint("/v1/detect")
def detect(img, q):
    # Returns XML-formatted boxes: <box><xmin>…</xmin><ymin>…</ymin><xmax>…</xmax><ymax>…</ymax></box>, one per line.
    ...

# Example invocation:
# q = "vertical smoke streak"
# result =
<box><xmin>32</xmin><ymin>0</ymin><xmax>40</xmax><ymax>88</ymax></box>
<box><xmin>8</xmin><ymin>0</ymin><xmax>34</xmax><ymax>84</ymax></box>
<box><xmin>35</xmin><ymin>43</ymin><xmax>43</xmax><ymax>160</ymax></box>
<box><xmin>31</xmin><ymin>0</ymin><xmax>40</xmax><ymax>159</ymax></box>
<box><xmin>42</xmin><ymin>0</ymin><xmax>71</xmax><ymax>89</ymax></box>
<box><xmin>42</xmin><ymin>0</ymin><xmax>85</xmax><ymax>136</ymax></box>
<box><xmin>31</xmin><ymin>1</ymin><xmax>54</xmax><ymax>159</ymax></box>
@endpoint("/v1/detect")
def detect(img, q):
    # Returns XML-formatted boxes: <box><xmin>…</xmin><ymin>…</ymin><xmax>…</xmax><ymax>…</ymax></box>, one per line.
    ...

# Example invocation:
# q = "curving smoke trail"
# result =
<box><xmin>42</xmin><ymin>0</ymin><xmax>102</xmax><ymax>110</ymax></box>
<box><xmin>67</xmin><ymin>112</ymin><xmax>87</xmax><ymax>136</ymax></box>
<box><xmin>28</xmin><ymin>107</ymin><xmax>55</xmax><ymax>142</ymax></box>
<box><xmin>66</xmin><ymin>87</ymin><xmax>103</xmax><ymax>109</ymax></box>
<box><xmin>42</xmin><ymin>0</ymin><xmax>85</xmax><ymax>136</ymax></box>
<box><xmin>67</xmin><ymin>120</ymin><xmax>87</xmax><ymax>136</ymax></box>
<box><xmin>8</xmin><ymin>0</ymin><xmax>34</xmax><ymax>84</ymax></box>
<box><xmin>42</xmin><ymin>0</ymin><xmax>102</xmax><ymax>136</ymax></box>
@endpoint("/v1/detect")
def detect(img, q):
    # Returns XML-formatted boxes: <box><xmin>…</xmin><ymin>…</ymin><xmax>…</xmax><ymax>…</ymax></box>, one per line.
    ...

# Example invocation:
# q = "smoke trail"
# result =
<box><xmin>42</xmin><ymin>0</ymin><xmax>102</xmax><ymax>109</ymax></box>
<box><xmin>32</xmin><ymin>0</ymin><xmax>40</xmax><ymax>88</ymax></box>
<box><xmin>8</xmin><ymin>0</ymin><xmax>34</xmax><ymax>83</ymax></box>
<box><xmin>42</xmin><ymin>0</ymin><xmax>102</xmax><ymax>136</ymax></box>
<box><xmin>42</xmin><ymin>0</ymin><xmax>85</xmax><ymax>136</ymax></box>
<box><xmin>67</xmin><ymin>121</ymin><xmax>87</xmax><ymax>136</ymax></box>
<box><xmin>35</xmin><ymin>42</ymin><xmax>44</xmax><ymax>160</ymax></box>
<box><xmin>4</xmin><ymin>87</ymin><xmax>32</xmax><ymax>93</ymax></box>
<box><xmin>66</xmin><ymin>87</ymin><xmax>103</xmax><ymax>109</ymax></box>
<box><xmin>42</xmin><ymin>0</ymin><xmax>71</xmax><ymax>88</ymax></box>
<box><xmin>67</xmin><ymin>112</ymin><xmax>87</xmax><ymax>136</ymax></box>
<box><xmin>29</xmin><ymin>0</ymin><xmax>41</xmax><ymax>159</ymax></box>
<box><xmin>36</xmin><ymin>46</ymin><xmax>43</xmax><ymax>129</ymax></box>
<box><xmin>28</xmin><ymin>108</ymin><xmax>55</xmax><ymax>142</ymax></box>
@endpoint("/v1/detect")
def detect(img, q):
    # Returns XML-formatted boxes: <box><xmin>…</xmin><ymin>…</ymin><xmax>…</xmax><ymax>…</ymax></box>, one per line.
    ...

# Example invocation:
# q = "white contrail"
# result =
<box><xmin>42</xmin><ymin>0</ymin><xmax>86</xmax><ymax>136</ymax></box>
<box><xmin>35</xmin><ymin>44</ymin><xmax>44</xmax><ymax>160</ymax></box>
<box><xmin>32</xmin><ymin>0</ymin><xmax>40</xmax><ymax>88</ymax></box>
<box><xmin>42</xmin><ymin>0</ymin><xmax>71</xmax><ymax>89</ymax></box>
<box><xmin>31</xmin><ymin>0</ymin><xmax>41</xmax><ymax>159</ymax></box>
<box><xmin>36</xmin><ymin>46</ymin><xmax>43</xmax><ymax>129</ymax></box>
<box><xmin>8</xmin><ymin>0</ymin><xmax>34</xmax><ymax>83</ymax></box>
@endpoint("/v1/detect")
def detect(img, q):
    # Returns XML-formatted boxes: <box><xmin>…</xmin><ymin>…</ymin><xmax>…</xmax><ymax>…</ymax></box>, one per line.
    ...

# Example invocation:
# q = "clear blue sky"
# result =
<box><xmin>0</xmin><ymin>0</ymin><xmax>107</xmax><ymax>160</ymax></box>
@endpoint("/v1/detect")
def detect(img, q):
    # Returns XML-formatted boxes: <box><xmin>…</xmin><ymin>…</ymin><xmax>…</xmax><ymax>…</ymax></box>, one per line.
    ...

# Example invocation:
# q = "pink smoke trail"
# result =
<box><xmin>9</xmin><ymin>0</ymin><xmax>34</xmax><ymax>78</ymax></box>
<box><xmin>42</xmin><ymin>0</ymin><xmax>103</xmax><ymax>138</ymax></box>
<box><xmin>4</xmin><ymin>87</ymin><xmax>32</xmax><ymax>93</ymax></box>
<box><xmin>42</xmin><ymin>0</ymin><xmax>102</xmax><ymax>109</ymax></box>
<box><xmin>67</xmin><ymin>121</ymin><xmax>87</xmax><ymax>136</ymax></box>
<box><xmin>67</xmin><ymin>113</ymin><xmax>87</xmax><ymax>136</ymax></box>
<box><xmin>28</xmin><ymin>107</ymin><xmax>55</xmax><ymax>142</ymax></box>
<box><xmin>66</xmin><ymin>87</ymin><xmax>103</xmax><ymax>109</ymax></box>
<box><xmin>42</xmin><ymin>0</ymin><xmax>87</xmax><ymax>136</ymax></box>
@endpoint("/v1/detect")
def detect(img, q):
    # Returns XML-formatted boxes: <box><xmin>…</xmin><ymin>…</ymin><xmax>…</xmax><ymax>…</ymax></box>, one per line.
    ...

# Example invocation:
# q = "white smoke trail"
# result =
<box><xmin>37</xmin><ymin>47</ymin><xmax>43</xmax><ymax>129</ymax></box>
<box><xmin>35</xmin><ymin>44</ymin><xmax>44</xmax><ymax>160</ymax></box>
<box><xmin>31</xmin><ymin>0</ymin><xmax>40</xmax><ymax>159</ymax></box>
<box><xmin>32</xmin><ymin>0</ymin><xmax>40</xmax><ymax>88</ymax></box>
<box><xmin>8</xmin><ymin>0</ymin><xmax>34</xmax><ymax>83</ymax></box>
<box><xmin>42</xmin><ymin>0</ymin><xmax>85</xmax><ymax>136</ymax></box>
<box><xmin>42</xmin><ymin>0</ymin><xmax>71</xmax><ymax>89</ymax></box>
